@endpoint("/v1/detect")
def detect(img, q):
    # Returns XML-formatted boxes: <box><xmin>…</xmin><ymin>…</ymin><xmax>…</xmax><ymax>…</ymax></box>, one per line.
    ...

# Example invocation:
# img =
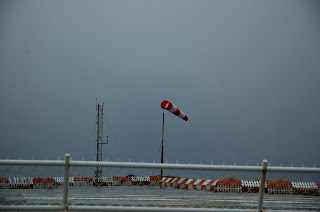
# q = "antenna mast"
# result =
<box><xmin>94</xmin><ymin>99</ymin><xmax>108</xmax><ymax>185</ymax></box>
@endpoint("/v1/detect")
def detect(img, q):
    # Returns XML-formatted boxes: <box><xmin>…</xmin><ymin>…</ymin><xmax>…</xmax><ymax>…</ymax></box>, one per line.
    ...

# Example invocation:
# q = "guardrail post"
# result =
<box><xmin>63</xmin><ymin>153</ymin><xmax>71</xmax><ymax>211</ymax></box>
<box><xmin>258</xmin><ymin>159</ymin><xmax>268</xmax><ymax>212</ymax></box>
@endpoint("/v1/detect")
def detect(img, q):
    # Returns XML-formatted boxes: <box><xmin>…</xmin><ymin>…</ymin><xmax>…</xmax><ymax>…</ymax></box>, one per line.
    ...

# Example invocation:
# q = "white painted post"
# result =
<box><xmin>63</xmin><ymin>153</ymin><xmax>71</xmax><ymax>211</ymax></box>
<box><xmin>258</xmin><ymin>159</ymin><xmax>268</xmax><ymax>212</ymax></box>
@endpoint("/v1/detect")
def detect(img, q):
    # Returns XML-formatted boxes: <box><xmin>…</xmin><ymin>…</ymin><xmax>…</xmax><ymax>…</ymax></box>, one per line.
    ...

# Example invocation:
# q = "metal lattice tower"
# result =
<box><xmin>94</xmin><ymin>100</ymin><xmax>107</xmax><ymax>184</ymax></box>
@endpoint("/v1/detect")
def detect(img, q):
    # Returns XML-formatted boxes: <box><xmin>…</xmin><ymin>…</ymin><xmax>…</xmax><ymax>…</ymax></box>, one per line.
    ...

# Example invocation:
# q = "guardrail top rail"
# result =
<box><xmin>1</xmin><ymin>159</ymin><xmax>319</xmax><ymax>173</ymax></box>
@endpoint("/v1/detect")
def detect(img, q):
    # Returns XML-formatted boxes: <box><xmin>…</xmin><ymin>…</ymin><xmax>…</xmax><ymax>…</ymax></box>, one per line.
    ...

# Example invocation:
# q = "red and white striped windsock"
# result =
<box><xmin>161</xmin><ymin>100</ymin><xmax>188</xmax><ymax>121</ymax></box>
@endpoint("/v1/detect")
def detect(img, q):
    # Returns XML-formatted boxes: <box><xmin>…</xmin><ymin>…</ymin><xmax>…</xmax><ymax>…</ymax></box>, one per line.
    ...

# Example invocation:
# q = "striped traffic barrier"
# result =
<box><xmin>160</xmin><ymin>177</ymin><xmax>170</xmax><ymax>187</ymax></box>
<box><xmin>176</xmin><ymin>178</ymin><xmax>188</xmax><ymax>189</ymax></box>
<box><xmin>203</xmin><ymin>180</ymin><xmax>216</xmax><ymax>191</ymax></box>
<box><xmin>131</xmin><ymin>176</ymin><xmax>150</xmax><ymax>186</ymax></box>
<box><xmin>150</xmin><ymin>176</ymin><xmax>161</xmax><ymax>186</ymax></box>
<box><xmin>186</xmin><ymin>179</ymin><xmax>197</xmax><ymax>190</ymax></box>
<box><xmin>168</xmin><ymin>177</ymin><xmax>180</xmax><ymax>188</ymax></box>
<box><xmin>242</xmin><ymin>180</ymin><xmax>262</xmax><ymax>193</ymax></box>
<box><xmin>216</xmin><ymin>180</ymin><xmax>242</xmax><ymax>193</ymax></box>
<box><xmin>197</xmin><ymin>179</ymin><xmax>207</xmax><ymax>190</ymax></box>
<box><xmin>292</xmin><ymin>181</ymin><xmax>318</xmax><ymax>195</ymax></box>
<box><xmin>267</xmin><ymin>181</ymin><xmax>292</xmax><ymax>194</ymax></box>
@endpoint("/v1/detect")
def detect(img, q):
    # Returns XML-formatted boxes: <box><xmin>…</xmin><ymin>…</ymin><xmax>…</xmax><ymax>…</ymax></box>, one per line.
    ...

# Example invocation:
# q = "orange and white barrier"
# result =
<box><xmin>162</xmin><ymin>177</ymin><xmax>170</xmax><ymax>187</ymax></box>
<box><xmin>241</xmin><ymin>180</ymin><xmax>265</xmax><ymax>193</ymax></box>
<box><xmin>150</xmin><ymin>176</ymin><xmax>161</xmax><ymax>186</ymax></box>
<box><xmin>216</xmin><ymin>180</ymin><xmax>242</xmax><ymax>193</ymax></box>
<box><xmin>185</xmin><ymin>179</ymin><xmax>197</xmax><ymax>190</ymax></box>
<box><xmin>74</xmin><ymin>177</ymin><xmax>93</xmax><ymax>186</ymax></box>
<box><xmin>161</xmin><ymin>177</ymin><xmax>172</xmax><ymax>187</ymax></box>
<box><xmin>267</xmin><ymin>182</ymin><xmax>292</xmax><ymax>194</ymax></box>
<box><xmin>192</xmin><ymin>179</ymin><xmax>204</xmax><ymax>190</ymax></box>
<box><xmin>170</xmin><ymin>177</ymin><xmax>181</xmax><ymax>188</ymax></box>
<box><xmin>201</xmin><ymin>179</ymin><xmax>216</xmax><ymax>191</ymax></box>
<box><xmin>112</xmin><ymin>176</ymin><xmax>122</xmax><ymax>186</ymax></box>
<box><xmin>176</xmin><ymin>178</ymin><xmax>189</xmax><ymax>189</ymax></box>
<box><xmin>1</xmin><ymin>174</ymin><xmax>319</xmax><ymax>196</ymax></box>
<box><xmin>291</xmin><ymin>181</ymin><xmax>318</xmax><ymax>195</ymax></box>
<box><xmin>162</xmin><ymin>177</ymin><xmax>180</xmax><ymax>188</ymax></box>
<box><xmin>8</xmin><ymin>177</ymin><xmax>33</xmax><ymax>189</ymax></box>
<box><xmin>33</xmin><ymin>177</ymin><xmax>59</xmax><ymax>189</ymax></box>
<box><xmin>0</xmin><ymin>177</ymin><xmax>9</xmax><ymax>189</ymax></box>
<box><xmin>131</xmin><ymin>176</ymin><xmax>150</xmax><ymax>186</ymax></box>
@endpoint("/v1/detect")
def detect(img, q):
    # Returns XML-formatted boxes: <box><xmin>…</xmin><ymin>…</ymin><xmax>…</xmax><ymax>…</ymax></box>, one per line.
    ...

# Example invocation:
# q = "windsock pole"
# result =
<box><xmin>160</xmin><ymin>111</ymin><xmax>164</xmax><ymax>187</ymax></box>
<box><xmin>160</xmin><ymin>100</ymin><xmax>188</xmax><ymax>188</ymax></box>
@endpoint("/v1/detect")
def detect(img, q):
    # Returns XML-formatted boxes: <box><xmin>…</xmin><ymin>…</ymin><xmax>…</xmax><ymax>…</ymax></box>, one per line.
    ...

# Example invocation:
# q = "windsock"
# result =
<box><xmin>161</xmin><ymin>100</ymin><xmax>188</xmax><ymax>121</ymax></box>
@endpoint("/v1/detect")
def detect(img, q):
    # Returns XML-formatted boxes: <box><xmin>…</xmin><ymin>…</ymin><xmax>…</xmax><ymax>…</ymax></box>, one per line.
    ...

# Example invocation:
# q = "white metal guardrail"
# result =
<box><xmin>0</xmin><ymin>153</ymin><xmax>319</xmax><ymax>212</ymax></box>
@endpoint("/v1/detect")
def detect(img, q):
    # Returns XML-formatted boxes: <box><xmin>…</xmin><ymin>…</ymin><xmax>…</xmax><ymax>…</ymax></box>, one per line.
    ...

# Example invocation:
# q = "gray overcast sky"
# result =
<box><xmin>1</xmin><ymin>0</ymin><xmax>319</xmax><ymax>167</ymax></box>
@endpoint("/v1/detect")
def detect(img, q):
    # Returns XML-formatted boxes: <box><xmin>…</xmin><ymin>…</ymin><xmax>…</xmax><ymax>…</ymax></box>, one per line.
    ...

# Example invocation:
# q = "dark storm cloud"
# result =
<box><xmin>1</xmin><ymin>0</ymin><xmax>319</xmax><ymax>167</ymax></box>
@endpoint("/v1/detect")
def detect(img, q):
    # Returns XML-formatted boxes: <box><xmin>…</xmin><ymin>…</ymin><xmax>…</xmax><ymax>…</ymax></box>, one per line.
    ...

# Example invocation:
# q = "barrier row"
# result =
<box><xmin>0</xmin><ymin>176</ymin><xmax>160</xmax><ymax>188</ymax></box>
<box><xmin>0</xmin><ymin>177</ymin><xmax>62</xmax><ymax>189</ymax></box>
<box><xmin>2</xmin><ymin>175</ymin><xmax>319</xmax><ymax>195</ymax></box>
<box><xmin>160</xmin><ymin>177</ymin><xmax>320</xmax><ymax>195</ymax></box>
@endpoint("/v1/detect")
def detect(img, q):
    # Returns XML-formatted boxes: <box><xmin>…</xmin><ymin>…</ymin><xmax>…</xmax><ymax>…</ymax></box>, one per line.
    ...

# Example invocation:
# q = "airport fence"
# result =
<box><xmin>0</xmin><ymin>153</ymin><xmax>319</xmax><ymax>211</ymax></box>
